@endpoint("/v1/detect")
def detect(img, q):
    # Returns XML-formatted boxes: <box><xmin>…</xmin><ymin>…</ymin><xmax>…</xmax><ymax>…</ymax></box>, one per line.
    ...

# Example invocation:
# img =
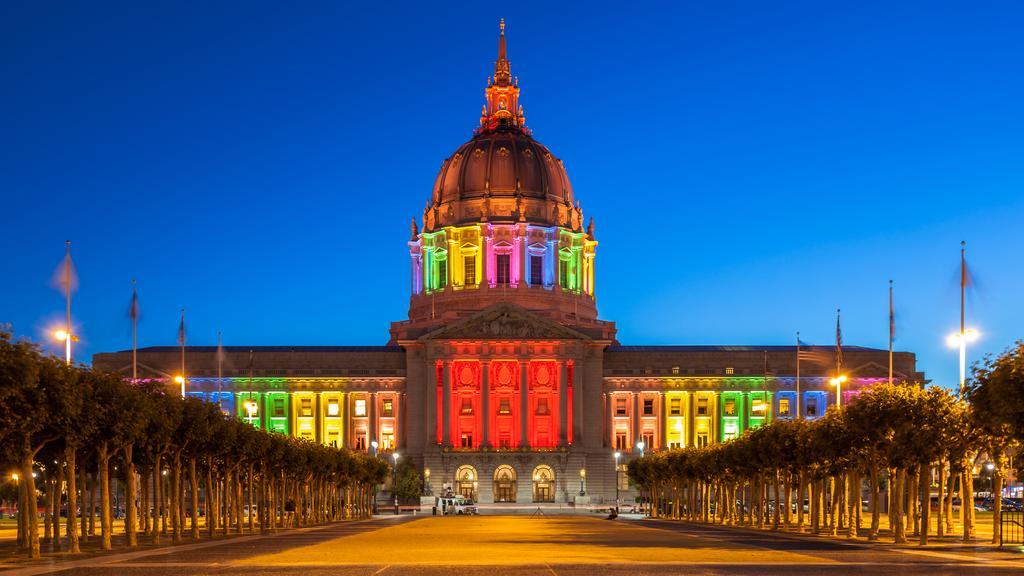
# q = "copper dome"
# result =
<box><xmin>424</xmin><ymin>129</ymin><xmax>577</xmax><ymax>230</ymax></box>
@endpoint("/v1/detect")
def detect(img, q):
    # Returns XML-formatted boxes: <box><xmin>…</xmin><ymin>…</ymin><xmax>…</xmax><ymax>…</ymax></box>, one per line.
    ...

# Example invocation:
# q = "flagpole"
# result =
<box><xmin>796</xmin><ymin>332</ymin><xmax>801</xmax><ymax>420</ymax></box>
<box><xmin>64</xmin><ymin>237</ymin><xmax>72</xmax><ymax>362</ymax></box>
<box><xmin>132</xmin><ymin>279</ymin><xmax>138</xmax><ymax>383</ymax></box>
<box><xmin>888</xmin><ymin>280</ymin><xmax>894</xmax><ymax>386</ymax></box>
<box><xmin>179</xmin><ymin>307</ymin><xmax>186</xmax><ymax>398</ymax></box>
<box><xmin>959</xmin><ymin>241</ymin><xmax>966</xmax><ymax>399</ymax></box>
<box><xmin>217</xmin><ymin>331</ymin><xmax>222</xmax><ymax>397</ymax></box>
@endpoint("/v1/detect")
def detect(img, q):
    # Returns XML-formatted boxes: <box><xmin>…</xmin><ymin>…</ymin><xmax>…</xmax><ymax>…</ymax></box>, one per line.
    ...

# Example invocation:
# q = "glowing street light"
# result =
<box><xmin>370</xmin><ymin>440</ymin><xmax>379</xmax><ymax>456</ymax></box>
<box><xmin>613</xmin><ymin>451</ymin><xmax>622</xmax><ymax>513</ymax></box>
<box><xmin>53</xmin><ymin>329</ymin><xmax>77</xmax><ymax>365</ymax></box>
<box><xmin>947</xmin><ymin>329</ymin><xmax>980</xmax><ymax>398</ymax></box>
<box><xmin>392</xmin><ymin>452</ymin><xmax>401</xmax><ymax>514</ymax></box>
<box><xmin>636</xmin><ymin>440</ymin><xmax>645</xmax><ymax>457</ymax></box>
<box><xmin>174</xmin><ymin>375</ymin><xmax>186</xmax><ymax>398</ymax></box>
<box><xmin>829</xmin><ymin>375</ymin><xmax>847</xmax><ymax>409</ymax></box>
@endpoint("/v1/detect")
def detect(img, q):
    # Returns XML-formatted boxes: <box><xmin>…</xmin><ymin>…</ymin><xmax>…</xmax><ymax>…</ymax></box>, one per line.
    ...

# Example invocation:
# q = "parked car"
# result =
<box><xmin>437</xmin><ymin>496</ymin><xmax>477</xmax><ymax>515</ymax></box>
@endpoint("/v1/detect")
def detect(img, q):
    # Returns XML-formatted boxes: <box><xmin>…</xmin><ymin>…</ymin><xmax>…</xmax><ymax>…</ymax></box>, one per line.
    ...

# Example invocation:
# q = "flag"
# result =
<box><xmin>129</xmin><ymin>286</ymin><xmax>139</xmax><ymax>322</ymax></box>
<box><xmin>835</xmin><ymin>309</ymin><xmax>843</xmax><ymax>371</ymax></box>
<box><xmin>797</xmin><ymin>347</ymin><xmax>831</xmax><ymax>366</ymax></box>
<box><xmin>51</xmin><ymin>250</ymin><xmax>79</xmax><ymax>294</ymax></box>
<box><xmin>889</xmin><ymin>283</ymin><xmax>895</xmax><ymax>342</ymax></box>
<box><xmin>177</xmin><ymin>309</ymin><xmax>186</xmax><ymax>346</ymax></box>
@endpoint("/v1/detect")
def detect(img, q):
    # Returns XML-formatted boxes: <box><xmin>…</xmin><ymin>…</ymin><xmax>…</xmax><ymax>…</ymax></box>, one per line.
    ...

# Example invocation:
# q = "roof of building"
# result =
<box><xmin>109</xmin><ymin>345</ymin><xmax>404</xmax><ymax>354</ymax></box>
<box><xmin>607</xmin><ymin>345</ymin><xmax>887</xmax><ymax>353</ymax></box>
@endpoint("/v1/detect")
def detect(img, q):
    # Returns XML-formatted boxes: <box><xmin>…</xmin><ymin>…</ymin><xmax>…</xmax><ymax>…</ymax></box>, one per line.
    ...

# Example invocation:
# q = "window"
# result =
<box><xmin>381</xmin><ymin>433</ymin><xmax>395</xmax><ymax>450</ymax></box>
<box><xmin>273</xmin><ymin>398</ymin><xmax>285</xmax><ymax>418</ymax></box>
<box><xmin>806</xmin><ymin>396</ymin><xmax>818</xmax><ymax>417</ymax></box>
<box><xmin>614</xmin><ymin>431</ymin><xmax>628</xmax><ymax>450</ymax></box>
<box><xmin>536</xmin><ymin>398</ymin><xmax>550</xmax><ymax>415</ymax></box>
<box><xmin>724</xmin><ymin>399</ymin><xmax>736</xmax><ymax>416</ymax></box>
<box><xmin>725</xmin><ymin>367</ymin><xmax>735</xmax><ymax>375</ymax></box>
<box><xmin>437</xmin><ymin>258</ymin><xmax>447</xmax><ymax>288</ymax></box>
<box><xmin>496</xmin><ymin>254</ymin><xmax>510</xmax><ymax>285</ymax></box>
<box><xmin>671</xmin><ymin>366</ymin><xmax>680</xmax><ymax>375</ymax></box>
<box><xmin>642</xmin><ymin>432</ymin><xmax>655</xmax><ymax>450</ymax></box>
<box><xmin>723</xmin><ymin>421</ymin><xmax>738</xmax><ymax>440</ymax></box>
<box><xmin>697</xmin><ymin>397</ymin><xmax>708</xmax><ymax>416</ymax></box>
<box><xmin>382</xmin><ymin>398</ymin><xmax>394</xmax><ymax>417</ymax></box>
<box><xmin>499</xmin><ymin>432</ymin><xmax>512</xmax><ymax>449</ymax></box>
<box><xmin>300</xmin><ymin>398</ymin><xmax>313</xmax><ymax>417</ymax></box>
<box><xmin>642</xmin><ymin>398</ymin><xmax>654</xmax><ymax>416</ymax></box>
<box><xmin>559</xmin><ymin>259</ymin><xmax>568</xmax><ymax>289</ymax></box>
<box><xmin>530</xmin><ymin>255</ymin><xmax>543</xmax><ymax>285</ymax></box>
<box><xmin>669</xmin><ymin>398</ymin><xmax>682</xmax><ymax>416</ymax></box>
<box><xmin>354</xmin><ymin>399</ymin><xmax>367</xmax><ymax>417</ymax></box>
<box><xmin>779</xmin><ymin>398</ymin><xmax>791</xmax><ymax>416</ymax></box>
<box><xmin>498</xmin><ymin>397</ymin><xmax>511</xmax><ymax>415</ymax></box>
<box><xmin>751</xmin><ymin>399</ymin><xmax>765</xmax><ymax>416</ymax></box>
<box><xmin>696</xmin><ymin>433</ymin><xmax>709</xmax><ymax>448</ymax></box>
<box><xmin>460</xmin><ymin>433</ymin><xmax>474</xmax><ymax>449</ymax></box>
<box><xmin>615</xmin><ymin>398</ymin><xmax>627</xmax><ymax>416</ymax></box>
<box><xmin>464</xmin><ymin>255</ymin><xmax>476</xmax><ymax>285</ymax></box>
<box><xmin>354</xmin><ymin>433</ymin><xmax>367</xmax><ymax>451</ymax></box>
<box><xmin>460</xmin><ymin>397</ymin><xmax>473</xmax><ymax>415</ymax></box>
<box><xmin>326</xmin><ymin>400</ymin><xmax>340</xmax><ymax>417</ymax></box>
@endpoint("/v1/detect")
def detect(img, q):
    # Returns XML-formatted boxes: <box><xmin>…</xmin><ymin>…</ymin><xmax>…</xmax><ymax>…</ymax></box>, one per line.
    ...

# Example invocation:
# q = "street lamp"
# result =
<box><xmin>174</xmin><ymin>375</ymin><xmax>186</xmax><ymax>398</ymax></box>
<box><xmin>54</xmin><ymin>330</ymin><xmax>77</xmax><ymax>366</ymax></box>
<box><xmin>370</xmin><ymin>440</ymin><xmax>379</xmax><ymax>457</ymax></box>
<box><xmin>947</xmin><ymin>329</ymin><xmax>980</xmax><ymax>398</ymax></box>
<box><xmin>829</xmin><ymin>375</ymin><xmax>847</xmax><ymax>409</ymax></box>
<box><xmin>613</xmin><ymin>451</ymin><xmax>621</xmax><ymax>513</ymax></box>
<box><xmin>392</xmin><ymin>452</ymin><xmax>400</xmax><ymax>514</ymax></box>
<box><xmin>579</xmin><ymin>468</ymin><xmax>586</xmax><ymax>496</ymax></box>
<box><xmin>636</xmin><ymin>440</ymin><xmax>645</xmax><ymax>457</ymax></box>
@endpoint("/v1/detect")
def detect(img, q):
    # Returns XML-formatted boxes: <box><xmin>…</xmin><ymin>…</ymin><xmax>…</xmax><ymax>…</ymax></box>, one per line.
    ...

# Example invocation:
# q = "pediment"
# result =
<box><xmin>420</xmin><ymin>303</ymin><xmax>590</xmax><ymax>341</ymax></box>
<box><xmin>848</xmin><ymin>360</ymin><xmax>908</xmax><ymax>380</ymax></box>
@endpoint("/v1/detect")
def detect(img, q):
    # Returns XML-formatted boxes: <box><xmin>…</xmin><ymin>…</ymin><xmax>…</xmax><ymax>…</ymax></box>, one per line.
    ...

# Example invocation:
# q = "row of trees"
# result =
<box><xmin>0</xmin><ymin>330</ymin><xmax>390</xmax><ymax>559</ymax></box>
<box><xmin>627</xmin><ymin>343</ymin><xmax>1024</xmax><ymax>545</ymax></box>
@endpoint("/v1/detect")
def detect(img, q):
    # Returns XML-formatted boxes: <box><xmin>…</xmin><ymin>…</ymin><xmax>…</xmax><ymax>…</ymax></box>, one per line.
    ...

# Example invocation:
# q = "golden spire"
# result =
<box><xmin>495</xmin><ymin>18</ymin><xmax>510</xmax><ymax>86</ymax></box>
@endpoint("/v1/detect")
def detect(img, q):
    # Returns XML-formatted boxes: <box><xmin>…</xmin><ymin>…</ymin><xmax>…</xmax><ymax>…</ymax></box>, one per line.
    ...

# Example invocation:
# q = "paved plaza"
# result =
<box><xmin>2</xmin><ymin>515</ymin><xmax>1024</xmax><ymax>575</ymax></box>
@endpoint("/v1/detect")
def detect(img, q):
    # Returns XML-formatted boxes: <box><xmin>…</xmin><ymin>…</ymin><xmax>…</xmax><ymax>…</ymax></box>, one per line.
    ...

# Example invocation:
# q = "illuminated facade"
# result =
<box><xmin>94</xmin><ymin>22</ymin><xmax>921</xmax><ymax>505</ymax></box>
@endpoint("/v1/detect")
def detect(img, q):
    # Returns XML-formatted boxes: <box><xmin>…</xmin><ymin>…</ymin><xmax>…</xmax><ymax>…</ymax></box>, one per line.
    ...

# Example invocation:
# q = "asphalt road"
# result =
<box><xmin>1</xmin><ymin>515</ymin><xmax>1022</xmax><ymax>576</ymax></box>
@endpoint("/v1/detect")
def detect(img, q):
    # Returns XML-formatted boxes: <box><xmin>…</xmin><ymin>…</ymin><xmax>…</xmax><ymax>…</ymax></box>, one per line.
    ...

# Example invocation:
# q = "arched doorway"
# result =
<box><xmin>532</xmin><ymin>465</ymin><xmax>555</xmax><ymax>503</ymax></box>
<box><xmin>493</xmin><ymin>465</ymin><xmax>517</xmax><ymax>503</ymax></box>
<box><xmin>455</xmin><ymin>465</ymin><xmax>477</xmax><ymax>501</ymax></box>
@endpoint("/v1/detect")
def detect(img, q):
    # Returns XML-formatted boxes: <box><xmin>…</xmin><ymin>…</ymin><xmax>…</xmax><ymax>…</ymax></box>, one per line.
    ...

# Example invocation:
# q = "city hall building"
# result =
<box><xmin>94</xmin><ymin>23</ymin><xmax>921</xmax><ymax>506</ymax></box>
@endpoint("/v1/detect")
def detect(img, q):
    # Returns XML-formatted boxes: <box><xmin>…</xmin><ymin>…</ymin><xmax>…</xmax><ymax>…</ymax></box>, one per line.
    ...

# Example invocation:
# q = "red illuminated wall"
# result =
<box><xmin>450</xmin><ymin>360</ymin><xmax>482</xmax><ymax>448</ymax></box>
<box><xmin>489</xmin><ymin>360</ymin><xmax>520</xmax><ymax>448</ymax></box>
<box><xmin>528</xmin><ymin>360</ymin><xmax>559</xmax><ymax>448</ymax></box>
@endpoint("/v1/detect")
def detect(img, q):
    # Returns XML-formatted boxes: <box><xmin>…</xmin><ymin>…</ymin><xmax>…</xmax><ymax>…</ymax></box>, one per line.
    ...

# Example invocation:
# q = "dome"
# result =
<box><xmin>425</xmin><ymin>129</ymin><xmax>576</xmax><ymax>231</ymax></box>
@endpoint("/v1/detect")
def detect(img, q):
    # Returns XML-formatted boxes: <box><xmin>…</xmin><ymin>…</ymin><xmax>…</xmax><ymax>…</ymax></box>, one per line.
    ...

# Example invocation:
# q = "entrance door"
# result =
<box><xmin>493</xmin><ymin>465</ymin><xmax>517</xmax><ymax>503</ymax></box>
<box><xmin>532</xmin><ymin>465</ymin><xmax>555</xmax><ymax>503</ymax></box>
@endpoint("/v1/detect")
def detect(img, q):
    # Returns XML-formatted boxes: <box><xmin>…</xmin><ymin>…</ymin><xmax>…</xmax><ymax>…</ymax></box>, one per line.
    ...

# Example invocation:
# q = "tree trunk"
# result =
<box><xmin>936</xmin><ymin>459</ymin><xmax>945</xmax><ymax>537</ymax></box>
<box><xmin>97</xmin><ymin>444</ymin><xmax>113</xmax><ymax>551</ymax></box>
<box><xmin>124</xmin><ymin>444</ymin><xmax>137</xmax><ymax>547</ymax></box>
<box><xmin>893</xmin><ymin>469</ymin><xmax>907</xmax><ymax>544</ymax></box>
<box><xmin>65</xmin><ymin>447</ymin><xmax>80</xmax><ymax>553</ymax></box>
<box><xmin>88</xmin><ymin>471</ymin><xmax>96</xmax><ymax>536</ymax></box>
<box><xmin>22</xmin><ymin>449</ymin><xmax>41</xmax><ymax>558</ymax></box>
<box><xmin>79</xmin><ymin>466</ymin><xmax>88</xmax><ymax>542</ymax></box>
<box><xmin>189</xmin><ymin>457</ymin><xmax>199</xmax><ymax>539</ymax></box>
<box><xmin>919</xmin><ymin>464</ymin><xmax>930</xmax><ymax>545</ymax></box>
<box><xmin>55</xmin><ymin>462</ymin><xmax>66</xmax><ymax>546</ymax></box>
<box><xmin>993</xmin><ymin>465</ymin><xmax>1004</xmax><ymax>545</ymax></box>
<box><xmin>152</xmin><ymin>456</ymin><xmax>162</xmax><ymax>545</ymax></box>
<box><xmin>172</xmin><ymin>451</ymin><xmax>183</xmax><ymax>543</ymax></box>
<box><xmin>961</xmin><ymin>466</ymin><xmax>973</xmax><ymax>542</ymax></box>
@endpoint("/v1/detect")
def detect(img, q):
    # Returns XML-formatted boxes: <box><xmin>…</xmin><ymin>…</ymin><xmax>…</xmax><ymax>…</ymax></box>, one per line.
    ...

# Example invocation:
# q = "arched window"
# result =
<box><xmin>493</xmin><ymin>465</ymin><xmax>517</xmax><ymax>503</ymax></box>
<box><xmin>455</xmin><ymin>465</ymin><xmax>478</xmax><ymax>501</ymax></box>
<box><xmin>532</xmin><ymin>465</ymin><xmax>555</xmax><ymax>503</ymax></box>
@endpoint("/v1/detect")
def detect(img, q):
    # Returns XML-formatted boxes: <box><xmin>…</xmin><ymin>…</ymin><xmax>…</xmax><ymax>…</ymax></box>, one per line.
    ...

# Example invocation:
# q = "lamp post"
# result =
<box><xmin>54</xmin><ymin>330</ymin><xmax>77</xmax><ymax>366</ymax></box>
<box><xmin>392</xmin><ymin>452</ymin><xmax>400</xmax><ymax>514</ymax></box>
<box><xmin>174</xmin><ymin>375</ymin><xmax>186</xmax><ymax>398</ymax></box>
<box><xmin>370</xmin><ymin>440</ymin><xmax>379</xmax><ymax>514</ymax></box>
<box><xmin>829</xmin><ymin>375</ymin><xmax>847</xmax><ymax>410</ymax></box>
<box><xmin>579</xmin><ymin>468</ymin><xmax>586</xmax><ymax>496</ymax></box>
<box><xmin>947</xmin><ymin>329</ymin><xmax>979</xmax><ymax>399</ymax></box>
<box><xmin>613</xmin><ymin>451</ymin><xmax>621</xmax><ymax>513</ymax></box>
<box><xmin>636</xmin><ymin>440</ymin><xmax>645</xmax><ymax>457</ymax></box>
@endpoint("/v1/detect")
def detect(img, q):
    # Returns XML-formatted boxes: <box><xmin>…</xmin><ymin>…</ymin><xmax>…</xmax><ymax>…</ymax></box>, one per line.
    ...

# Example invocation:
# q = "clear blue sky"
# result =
<box><xmin>2</xmin><ymin>1</ymin><xmax>1022</xmax><ymax>387</ymax></box>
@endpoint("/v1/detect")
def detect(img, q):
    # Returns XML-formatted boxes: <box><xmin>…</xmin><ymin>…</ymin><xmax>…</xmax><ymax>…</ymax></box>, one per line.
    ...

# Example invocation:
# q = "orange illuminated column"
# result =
<box><xmin>435</xmin><ymin>360</ymin><xmax>443</xmax><ymax>445</ymax></box>
<box><xmin>567</xmin><ymin>360</ymin><xmax>574</xmax><ymax>445</ymax></box>
<box><xmin>528</xmin><ymin>361</ymin><xmax>559</xmax><ymax>448</ymax></box>
<box><xmin>450</xmin><ymin>360</ymin><xmax>482</xmax><ymax>449</ymax></box>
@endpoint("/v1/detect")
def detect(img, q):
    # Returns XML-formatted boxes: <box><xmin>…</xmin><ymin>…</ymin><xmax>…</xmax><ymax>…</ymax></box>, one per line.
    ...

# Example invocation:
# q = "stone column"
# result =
<box><xmin>632</xmin><ymin>392</ymin><xmax>640</xmax><ymax>449</ymax></box>
<box><xmin>369</xmin><ymin>392</ymin><xmax>378</xmax><ymax>449</ymax></box>
<box><xmin>687</xmin><ymin>391</ymin><xmax>696</xmax><ymax>448</ymax></box>
<box><xmin>442</xmin><ymin>362</ymin><xmax>451</xmax><ymax>446</ymax></box>
<box><xmin>604</xmin><ymin>393</ymin><xmax>612</xmax><ymax>448</ymax></box>
<box><xmin>481</xmin><ymin>361</ymin><xmax>490</xmax><ymax>448</ymax></box>
<box><xmin>712</xmin><ymin>392</ymin><xmax>721</xmax><ymax>444</ymax></box>
<box><xmin>519</xmin><ymin>361</ymin><xmax>529</xmax><ymax>448</ymax></box>
<box><xmin>558</xmin><ymin>362</ymin><xmax>568</xmax><ymax>447</ymax></box>
<box><xmin>741</xmin><ymin>391</ymin><xmax>749</xmax><ymax>434</ymax></box>
<box><xmin>662</xmin><ymin>392</ymin><xmax>669</xmax><ymax>449</ymax></box>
